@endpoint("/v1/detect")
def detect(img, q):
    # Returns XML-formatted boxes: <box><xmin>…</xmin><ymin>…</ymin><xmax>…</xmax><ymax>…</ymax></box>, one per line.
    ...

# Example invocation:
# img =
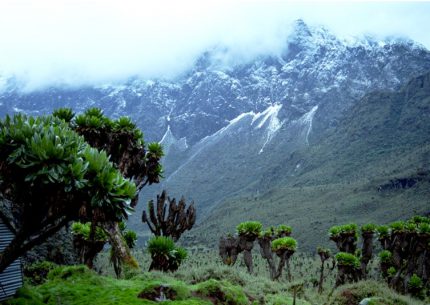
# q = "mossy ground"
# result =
<box><xmin>3</xmin><ymin>250</ymin><xmax>427</xmax><ymax>305</ymax></box>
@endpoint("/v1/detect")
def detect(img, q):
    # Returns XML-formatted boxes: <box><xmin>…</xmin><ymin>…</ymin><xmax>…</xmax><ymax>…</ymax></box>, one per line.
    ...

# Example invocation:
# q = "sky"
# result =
<box><xmin>0</xmin><ymin>0</ymin><xmax>430</xmax><ymax>91</ymax></box>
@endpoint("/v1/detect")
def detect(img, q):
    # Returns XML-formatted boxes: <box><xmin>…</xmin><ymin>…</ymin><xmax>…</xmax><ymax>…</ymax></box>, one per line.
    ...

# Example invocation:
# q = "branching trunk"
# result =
<box><xmin>102</xmin><ymin>221</ymin><xmax>138</xmax><ymax>271</ymax></box>
<box><xmin>0</xmin><ymin>217</ymin><xmax>68</xmax><ymax>274</ymax></box>
<box><xmin>258</xmin><ymin>237</ymin><xmax>276</xmax><ymax>280</ymax></box>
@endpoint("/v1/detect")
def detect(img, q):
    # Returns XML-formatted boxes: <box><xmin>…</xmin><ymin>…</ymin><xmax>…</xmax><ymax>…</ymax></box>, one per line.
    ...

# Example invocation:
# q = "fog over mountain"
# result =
<box><xmin>1</xmin><ymin>1</ymin><xmax>430</xmax><ymax>90</ymax></box>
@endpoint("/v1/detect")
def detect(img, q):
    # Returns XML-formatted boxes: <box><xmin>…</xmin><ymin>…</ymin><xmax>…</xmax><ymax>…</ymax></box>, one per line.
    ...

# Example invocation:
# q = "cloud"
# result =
<box><xmin>0</xmin><ymin>0</ymin><xmax>429</xmax><ymax>91</ymax></box>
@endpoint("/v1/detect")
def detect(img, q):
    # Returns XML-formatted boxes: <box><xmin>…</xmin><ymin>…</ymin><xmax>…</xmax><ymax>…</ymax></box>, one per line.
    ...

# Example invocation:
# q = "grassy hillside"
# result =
<box><xmin>3</xmin><ymin>251</ymin><xmax>427</xmax><ymax>305</ymax></box>
<box><xmin>187</xmin><ymin>72</ymin><xmax>430</xmax><ymax>252</ymax></box>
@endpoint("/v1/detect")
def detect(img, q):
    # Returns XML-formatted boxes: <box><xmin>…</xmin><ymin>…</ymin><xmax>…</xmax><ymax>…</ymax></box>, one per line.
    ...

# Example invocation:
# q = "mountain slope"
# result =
<box><xmin>186</xmin><ymin>72</ymin><xmax>430</xmax><ymax>251</ymax></box>
<box><xmin>1</xmin><ymin>20</ymin><xmax>430</xmax><ymax>250</ymax></box>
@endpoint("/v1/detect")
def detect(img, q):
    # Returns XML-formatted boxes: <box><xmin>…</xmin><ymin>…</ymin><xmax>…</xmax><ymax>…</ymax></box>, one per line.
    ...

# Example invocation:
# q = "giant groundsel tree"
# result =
<box><xmin>0</xmin><ymin>109</ymin><xmax>163</xmax><ymax>273</ymax></box>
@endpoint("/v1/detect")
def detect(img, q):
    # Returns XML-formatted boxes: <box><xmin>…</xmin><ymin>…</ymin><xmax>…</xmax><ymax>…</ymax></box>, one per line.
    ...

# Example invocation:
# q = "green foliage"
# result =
<box><xmin>317</xmin><ymin>246</ymin><xmax>331</xmax><ymax>256</ymax></box>
<box><xmin>387</xmin><ymin>267</ymin><xmax>396</xmax><ymax>277</ymax></box>
<box><xmin>260</xmin><ymin>227</ymin><xmax>275</xmax><ymax>238</ymax></box>
<box><xmin>147</xmin><ymin>142</ymin><xmax>164</xmax><ymax>158</ymax></box>
<box><xmin>404</xmin><ymin>221</ymin><xmax>417</xmax><ymax>232</ymax></box>
<box><xmin>418</xmin><ymin>222</ymin><xmax>430</xmax><ymax>235</ymax></box>
<box><xmin>236</xmin><ymin>221</ymin><xmax>262</xmax><ymax>236</ymax></box>
<box><xmin>276</xmin><ymin>224</ymin><xmax>292</xmax><ymax>236</ymax></box>
<box><xmin>389</xmin><ymin>221</ymin><xmax>405</xmax><ymax>232</ymax></box>
<box><xmin>23</xmin><ymin>261</ymin><xmax>57</xmax><ymax>285</ymax></box>
<box><xmin>329</xmin><ymin>223</ymin><xmax>358</xmax><ymax>238</ymax></box>
<box><xmin>411</xmin><ymin>215</ymin><xmax>430</xmax><ymax>224</ymax></box>
<box><xmin>335</xmin><ymin>252</ymin><xmax>360</xmax><ymax>268</ymax></box>
<box><xmin>0</xmin><ymin>113</ymin><xmax>137</xmax><ymax>221</ymax></box>
<box><xmin>377</xmin><ymin>225</ymin><xmax>389</xmax><ymax>238</ymax></box>
<box><xmin>147</xmin><ymin>236</ymin><xmax>176</xmax><ymax>256</ymax></box>
<box><xmin>361</xmin><ymin>223</ymin><xmax>377</xmax><ymax>234</ymax></box>
<box><xmin>330</xmin><ymin>280</ymin><xmax>414</xmax><ymax>305</ymax></box>
<box><xmin>147</xmin><ymin>236</ymin><xmax>187</xmax><ymax>271</ymax></box>
<box><xmin>271</xmin><ymin>237</ymin><xmax>298</xmax><ymax>252</ymax></box>
<box><xmin>408</xmin><ymin>274</ymin><xmax>423</xmax><ymax>290</ymax></box>
<box><xmin>378</xmin><ymin>250</ymin><xmax>392</xmax><ymax>263</ymax></box>
<box><xmin>195</xmin><ymin>279</ymin><xmax>249</xmax><ymax>305</ymax></box>
<box><xmin>113</xmin><ymin>116</ymin><xmax>136</xmax><ymax>132</ymax></box>
<box><xmin>52</xmin><ymin>107</ymin><xmax>75</xmax><ymax>123</ymax></box>
<box><xmin>47</xmin><ymin>265</ymin><xmax>89</xmax><ymax>280</ymax></box>
<box><xmin>171</xmin><ymin>247</ymin><xmax>188</xmax><ymax>264</ymax></box>
<box><xmin>122</xmin><ymin>230</ymin><xmax>138</xmax><ymax>249</ymax></box>
<box><xmin>71</xmin><ymin>222</ymin><xmax>108</xmax><ymax>241</ymax></box>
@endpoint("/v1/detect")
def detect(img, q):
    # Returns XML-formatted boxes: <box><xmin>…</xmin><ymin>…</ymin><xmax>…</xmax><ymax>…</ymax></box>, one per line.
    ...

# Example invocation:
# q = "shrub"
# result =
<box><xmin>361</xmin><ymin>223</ymin><xmax>377</xmax><ymax>234</ymax></box>
<box><xmin>71</xmin><ymin>222</ymin><xmax>108</xmax><ymax>241</ymax></box>
<box><xmin>377</xmin><ymin>225</ymin><xmax>389</xmax><ymax>238</ymax></box>
<box><xmin>418</xmin><ymin>222</ymin><xmax>430</xmax><ymax>235</ymax></box>
<box><xmin>317</xmin><ymin>246</ymin><xmax>331</xmax><ymax>256</ymax></box>
<box><xmin>387</xmin><ymin>267</ymin><xmax>396</xmax><ymax>277</ymax></box>
<box><xmin>271</xmin><ymin>237</ymin><xmax>297</xmax><ymax>252</ymax></box>
<box><xmin>276</xmin><ymin>225</ymin><xmax>292</xmax><ymax>236</ymax></box>
<box><xmin>195</xmin><ymin>279</ymin><xmax>249</xmax><ymax>305</ymax></box>
<box><xmin>123</xmin><ymin>230</ymin><xmax>138</xmax><ymax>249</ymax></box>
<box><xmin>52</xmin><ymin>107</ymin><xmax>74</xmax><ymax>123</ymax></box>
<box><xmin>260</xmin><ymin>227</ymin><xmax>275</xmax><ymax>238</ymax></box>
<box><xmin>23</xmin><ymin>261</ymin><xmax>57</xmax><ymax>285</ymax></box>
<box><xmin>329</xmin><ymin>223</ymin><xmax>358</xmax><ymax>237</ymax></box>
<box><xmin>147</xmin><ymin>236</ymin><xmax>187</xmax><ymax>272</ymax></box>
<box><xmin>147</xmin><ymin>236</ymin><xmax>175</xmax><ymax>256</ymax></box>
<box><xmin>408</xmin><ymin>274</ymin><xmax>423</xmax><ymax>290</ymax></box>
<box><xmin>378</xmin><ymin>250</ymin><xmax>392</xmax><ymax>263</ymax></box>
<box><xmin>236</xmin><ymin>221</ymin><xmax>262</xmax><ymax>237</ymax></box>
<box><xmin>335</xmin><ymin>252</ymin><xmax>360</xmax><ymax>268</ymax></box>
<box><xmin>389</xmin><ymin>221</ymin><xmax>405</xmax><ymax>232</ymax></box>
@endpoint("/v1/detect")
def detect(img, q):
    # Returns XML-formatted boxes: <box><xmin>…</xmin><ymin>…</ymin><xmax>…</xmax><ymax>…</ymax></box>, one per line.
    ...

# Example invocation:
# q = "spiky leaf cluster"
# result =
<box><xmin>408</xmin><ymin>274</ymin><xmax>423</xmax><ymax>290</ymax></box>
<box><xmin>52</xmin><ymin>107</ymin><xmax>164</xmax><ymax>192</ymax></box>
<box><xmin>276</xmin><ymin>225</ymin><xmax>292</xmax><ymax>237</ymax></box>
<box><xmin>378</xmin><ymin>250</ymin><xmax>392</xmax><ymax>263</ymax></box>
<box><xmin>361</xmin><ymin>223</ymin><xmax>377</xmax><ymax>234</ymax></box>
<box><xmin>335</xmin><ymin>252</ymin><xmax>360</xmax><ymax>268</ymax></box>
<box><xmin>271</xmin><ymin>237</ymin><xmax>297</xmax><ymax>252</ymax></box>
<box><xmin>329</xmin><ymin>223</ymin><xmax>358</xmax><ymax>238</ymax></box>
<box><xmin>71</xmin><ymin>222</ymin><xmax>108</xmax><ymax>241</ymax></box>
<box><xmin>147</xmin><ymin>236</ymin><xmax>188</xmax><ymax>271</ymax></box>
<box><xmin>0</xmin><ymin>114</ymin><xmax>136</xmax><ymax>222</ymax></box>
<box><xmin>236</xmin><ymin>221</ymin><xmax>262</xmax><ymax>237</ymax></box>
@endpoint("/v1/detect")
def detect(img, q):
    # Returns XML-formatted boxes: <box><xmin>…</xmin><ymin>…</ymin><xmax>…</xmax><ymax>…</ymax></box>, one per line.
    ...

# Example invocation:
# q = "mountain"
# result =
<box><xmin>1</xmin><ymin>20</ymin><xmax>430</xmax><ymax>250</ymax></box>
<box><xmin>183</xmin><ymin>71</ymin><xmax>430</xmax><ymax>251</ymax></box>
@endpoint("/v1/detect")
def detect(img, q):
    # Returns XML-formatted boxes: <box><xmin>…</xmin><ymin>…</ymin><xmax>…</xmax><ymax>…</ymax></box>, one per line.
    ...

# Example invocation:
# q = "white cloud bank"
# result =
<box><xmin>0</xmin><ymin>0</ymin><xmax>429</xmax><ymax>90</ymax></box>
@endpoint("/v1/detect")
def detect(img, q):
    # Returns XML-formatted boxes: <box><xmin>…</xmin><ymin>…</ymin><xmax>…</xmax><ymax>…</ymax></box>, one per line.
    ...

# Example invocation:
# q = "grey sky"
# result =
<box><xmin>1</xmin><ymin>0</ymin><xmax>429</xmax><ymax>90</ymax></box>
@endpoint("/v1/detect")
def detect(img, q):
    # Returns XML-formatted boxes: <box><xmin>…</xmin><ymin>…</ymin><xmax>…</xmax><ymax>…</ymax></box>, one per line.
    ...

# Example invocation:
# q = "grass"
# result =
<box><xmin>3</xmin><ymin>248</ymin><xmax>428</xmax><ymax>305</ymax></box>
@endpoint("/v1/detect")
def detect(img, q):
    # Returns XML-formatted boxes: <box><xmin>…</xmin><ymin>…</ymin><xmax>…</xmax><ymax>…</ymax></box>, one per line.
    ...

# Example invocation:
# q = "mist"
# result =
<box><xmin>1</xmin><ymin>0</ymin><xmax>429</xmax><ymax>91</ymax></box>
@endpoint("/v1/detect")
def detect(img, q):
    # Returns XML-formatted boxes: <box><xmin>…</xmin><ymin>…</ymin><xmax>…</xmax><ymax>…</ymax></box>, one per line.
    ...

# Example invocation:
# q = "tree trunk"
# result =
<box><xmin>258</xmin><ymin>237</ymin><xmax>276</xmax><ymax>280</ymax></box>
<box><xmin>103</xmin><ymin>221</ymin><xmax>138</xmax><ymax>270</ymax></box>
<box><xmin>243</xmin><ymin>250</ymin><xmax>253</xmax><ymax>274</ymax></box>
<box><xmin>360</xmin><ymin>232</ymin><xmax>374</xmax><ymax>278</ymax></box>
<box><xmin>318</xmin><ymin>261</ymin><xmax>325</xmax><ymax>293</ymax></box>
<box><xmin>0</xmin><ymin>218</ymin><xmax>68</xmax><ymax>274</ymax></box>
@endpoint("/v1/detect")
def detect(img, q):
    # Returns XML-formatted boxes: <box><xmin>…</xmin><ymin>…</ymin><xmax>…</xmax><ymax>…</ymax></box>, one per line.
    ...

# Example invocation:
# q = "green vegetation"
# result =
<box><xmin>378</xmin><ymin>250</ymin><xmax>392</xmax><ymax>263</ymax></box>
<box><xmin>361</xmin><ymin>223</ymin><xmax>377</xmax><ymax>233</ymax></box>
<box><xmin>71</xmin><ymin>222</ymin><xmax>108</xmax><ymax>241</ymax></box>
<box><xmin>276</xmin><ymin>225</ymin><xmax>292</xmax><ymax>236</ymax></box>
<box><xmin>0</xmin><ymin>113</ymin><xmax>138</xmax><ymax>273</ymax></box>
<box><xmin>271</xmin><ymin>237</ymin><xmax>298</xmax><ymax>252</ymax></box>
<box><xmin>329</xmin><ymin>224</ymin><xmax>358</xmax><ymax>238</ymax></box>
<box><xmin>147</xmin><ymin>236</ymin><xmax>188</xmax><ymax>272</ymax></box>
<box><xmin>335</xmin><ymin>252</ymin><xmax>360</xmax><ymax>268</ymax></box>
<box><xmin>6</xmin><ymin>251</ymin><xmax>427</xmax><ymax>305</ymax></box>
<box><xmin>236</xmin><ymin>221</ymin><xmax>262</xmax><ymax>236</ymax></box>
